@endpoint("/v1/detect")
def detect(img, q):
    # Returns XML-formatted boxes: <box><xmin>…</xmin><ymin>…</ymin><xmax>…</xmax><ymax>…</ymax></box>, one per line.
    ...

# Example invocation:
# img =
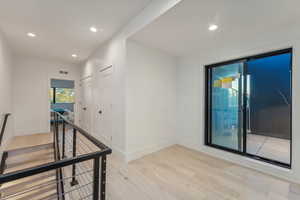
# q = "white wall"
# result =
<box><xmin>126</xmin><ymin>40</ymin><xmax>177</xmax><ymax>161</ymax></box>
<box><xmin>78</xmin><ymin>0</ymin><xmax>300</xmax><ymax>184</ymax></box>
<box><xmin>0</xmin><ymin>30</ymin><xmax>13</xmax><ymax>149</ymax></box>
<box><xmin>82</xmin><ymin>38</ymin><xmax>127</xmax><ymax>157</ymax></box>
<box><xmin>81</xmin><ymin>0</ymin><xmax>183</xmax><ymax>160</ymax></box>
<box><xmin>13</xmin><ymin>56</ymin><xmax>81</xmax><ymax>136</ymax></box>
<box><xmin>176</xmin><ymin>37</ymin><xmax>300</xmax><ymax>183</ymax></box>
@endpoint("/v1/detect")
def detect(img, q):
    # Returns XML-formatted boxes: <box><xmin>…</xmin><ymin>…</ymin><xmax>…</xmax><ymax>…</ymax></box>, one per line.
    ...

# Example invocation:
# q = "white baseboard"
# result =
<box><xmin>126</xmin><ymin>140</ymin><xmax>175</xmax><ymax>162</ymax></box>
<box><xmin>95</xmin><ymin>134</ymin><xmax>127</xmax><ymax>162</ymax></box>
<box><xmin>177</xmin><ymin>139</ymin><xmax>202</xmax><ymax>152</ymax></box>
<box><xmin>179</xmin><ymin>142</ymin><xmax>300</xmax><ymax>184</ymax></box>
<box><xmin>112</xmin><ymin>146</ymin><xmax>126</xmax><ymax>162</ymax></box>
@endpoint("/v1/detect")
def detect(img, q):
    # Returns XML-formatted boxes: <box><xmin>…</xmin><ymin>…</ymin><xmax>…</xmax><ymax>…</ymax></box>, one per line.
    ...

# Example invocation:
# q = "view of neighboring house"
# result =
<box><xmin>0</xmin><ymin>0</ymin><xmax>300</xmax><ymax>199</ymax></box>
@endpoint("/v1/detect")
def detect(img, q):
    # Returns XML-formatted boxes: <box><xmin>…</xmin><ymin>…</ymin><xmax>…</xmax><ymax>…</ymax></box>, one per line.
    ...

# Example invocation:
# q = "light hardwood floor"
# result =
<box><xmin>5</xmin><ymin>131</ymin><xmax>299</xmax><ymax>199</ymax></box>
<box><xmin>105</xmin><ymin>145</ymin><xmax>300</xmax><ymax>200</ymax></box>
<box><xmin>1</xmin><ymin>133</ymin><xmax>56</xmax><ymax>200</ymax></box>
<box><xmin>6</xmin><ymin>132</ymin><xmax>53</xmax><ymax>151</ymax></box>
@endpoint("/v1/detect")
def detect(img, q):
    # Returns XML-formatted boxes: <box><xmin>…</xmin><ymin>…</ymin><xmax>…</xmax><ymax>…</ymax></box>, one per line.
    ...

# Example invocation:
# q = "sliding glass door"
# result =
<box><xmin>246</xmin><ymin>52</ymin><xmax>292</xmax><ymax>165</ymax></box>
<box><xmin>208</xmin><ymin>62</ymin><xmax>244</xmax><ymax>151</ymax></box>
<box><xmin>205</xmin><ymin>48</ymin><xmax>292</xmax><ymax>168</ymax></box>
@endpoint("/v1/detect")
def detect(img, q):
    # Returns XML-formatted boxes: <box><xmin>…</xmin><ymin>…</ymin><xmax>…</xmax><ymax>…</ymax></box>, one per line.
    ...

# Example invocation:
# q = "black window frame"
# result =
<box><xmin>204</xmin><ymin>48</ymin><xmax>293</xmax><ymax>169</ymax></box>
<box><xmin>51</xmin><ymin>87</ymin><xmax>56</xmax><ymax>104</ymax></box>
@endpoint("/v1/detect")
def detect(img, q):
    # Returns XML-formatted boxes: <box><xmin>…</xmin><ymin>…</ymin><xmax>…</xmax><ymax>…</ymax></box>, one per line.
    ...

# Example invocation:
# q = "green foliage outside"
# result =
<box><xmin>50</xmin><ymin>88</ymin><xmax>75</xmax><ymax>103</ymax></box>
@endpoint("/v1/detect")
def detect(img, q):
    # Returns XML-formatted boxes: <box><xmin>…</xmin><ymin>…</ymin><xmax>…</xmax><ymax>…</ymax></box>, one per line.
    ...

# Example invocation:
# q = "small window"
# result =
<box><xmin>55</xmin><ymin>88</ymin><xmax>75</xmax><ymax>103</ymax></box>
<box><xmin>50</xmin><ymin>88</ymin><xmax>75</xmax><ymax>104</ymax></box>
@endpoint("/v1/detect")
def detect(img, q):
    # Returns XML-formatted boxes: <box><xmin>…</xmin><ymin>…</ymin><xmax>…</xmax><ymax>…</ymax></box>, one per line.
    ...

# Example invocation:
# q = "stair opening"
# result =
<box><xmin>0</xmin><ymin>111</ymin><xmax>112</xmax><ymax>200</ymax></box>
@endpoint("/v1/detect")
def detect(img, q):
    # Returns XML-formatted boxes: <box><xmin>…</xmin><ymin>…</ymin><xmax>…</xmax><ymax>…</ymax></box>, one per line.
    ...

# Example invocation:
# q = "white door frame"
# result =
<box><xmin>47</xmin><ymin>77</ymin><xmax>78</xmax><ymax>132</ymax></box>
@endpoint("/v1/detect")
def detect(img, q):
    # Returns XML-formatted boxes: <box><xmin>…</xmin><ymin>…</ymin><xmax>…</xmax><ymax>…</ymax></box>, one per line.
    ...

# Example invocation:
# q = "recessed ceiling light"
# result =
<box><xmin>90</xmin><ymin>26</ymin><xmax>98</xmax><ymax>33</ymax></box>
<box><xmin>71</xmin><ymin>54</ymin><xmax>78</xmax><ymax>58</ymax></box>
<box><xmin>208</xmin><ymin>24</ymin><xmax>218</xmax><ymax>31</ymax></box>
<box><xmin>27</xmin><ymin>32</ymin><xmax>36</xmax><ymax>37</ymax></box>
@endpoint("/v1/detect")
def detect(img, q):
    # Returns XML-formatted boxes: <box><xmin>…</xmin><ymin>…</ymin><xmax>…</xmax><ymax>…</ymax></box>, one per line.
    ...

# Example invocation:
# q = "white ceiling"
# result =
<box><xmin>131</xmin><ymin>0</ymin><xmax>300</xmax><ymax>58</ymax></box>
<box><xmin>0</xmin><ymin>0</ymin><xmax>151</xmax><ymax>64</ymax></box>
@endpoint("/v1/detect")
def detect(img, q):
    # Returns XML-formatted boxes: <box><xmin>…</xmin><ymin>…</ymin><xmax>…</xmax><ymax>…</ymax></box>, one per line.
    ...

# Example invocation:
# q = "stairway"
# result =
<box><xmin>0</xmin><ymin>133</ymin><xmax>58</xmax><ymax>200</ymax></box>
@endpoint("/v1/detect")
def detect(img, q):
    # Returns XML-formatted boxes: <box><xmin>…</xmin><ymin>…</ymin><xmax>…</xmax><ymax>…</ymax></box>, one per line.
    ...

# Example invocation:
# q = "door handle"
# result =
<box><xmin>83</xmin><ymin>107</ymin><xmax>87</xmax><ymax>111</ymax></box>
<box><xmin>98</xmin><ymin>110</ymin><xmax>102</xmax><ymax>114</ymax></box>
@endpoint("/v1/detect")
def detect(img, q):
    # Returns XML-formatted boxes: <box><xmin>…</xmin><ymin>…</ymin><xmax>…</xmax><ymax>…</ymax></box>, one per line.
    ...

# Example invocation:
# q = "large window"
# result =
<box><xmin>205</xmin><ymin>48</ymin><xmax>292</xmax><ymax>168</ymax></box>
<box><xmin>50</xmin><ymin>88</ymin><xmax>75</xmax><ymax>104</ymax></box>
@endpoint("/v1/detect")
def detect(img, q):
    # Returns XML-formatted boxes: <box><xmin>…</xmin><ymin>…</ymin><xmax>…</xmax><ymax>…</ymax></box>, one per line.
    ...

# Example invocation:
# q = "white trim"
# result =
<box><xmin>178</xmin><ymin>140</ymin><xmax>297</xmax><ymax>184</ymax></box>
<box><xmin>80</xmin><ymin>75</ymin><xmax>92</xmax><ymax>81</ymax></box>
<box><xmin>200</xmin><ymin>145</ymin><xmax>298</xmax><ymax>184</ymax></box>
<box><xmin>126</xmin><ymin>140</ymin><xmax>175</xmax><ymax>162</ymax></box>
<box><xmin>99</xmin><ymin>65</ymin><xmax>113</xmax><ymax>72</ymax></box>
<box><xmin>112</xmin><ymin>146</ymin><xmax>127</xmax><ymax>163</ymax></box>
<box><xmin>47</xmin><ymin>77</ymin><xmax>78</xmax><ymax>132</ymax></box>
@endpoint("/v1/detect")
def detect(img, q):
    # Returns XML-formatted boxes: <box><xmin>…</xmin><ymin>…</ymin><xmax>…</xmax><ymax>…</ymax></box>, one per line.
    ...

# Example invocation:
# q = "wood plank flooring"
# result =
<box><xmin>105</xmin><ymin>145</ymin><xmax>300</xmax><ymax>200</ymax></box>
<box><xmin>15</xmin><ymin>130</ymin><xmax>296</xmax><ymax>200</ymax></box>
<box><xmin>1</xmin><ymin>133</ymin><xmax>56</xmax><ymax>200</ymax></box>
<box><xmin>6</xmin><ymin>133</ymin><xmax>53</xmax><ymax>151</ymax></box>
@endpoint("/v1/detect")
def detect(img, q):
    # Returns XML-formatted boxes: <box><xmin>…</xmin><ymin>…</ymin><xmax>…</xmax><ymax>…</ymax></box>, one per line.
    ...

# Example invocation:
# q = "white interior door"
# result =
<box><xmin>80</xmin><ymin>77</ymin><xmax>93</xmax><ymax>133</ymax></box>
<box><xmin>93</xmin><ymin>66</ymin><xmax>113</xmax><ymax>147</ymax></box>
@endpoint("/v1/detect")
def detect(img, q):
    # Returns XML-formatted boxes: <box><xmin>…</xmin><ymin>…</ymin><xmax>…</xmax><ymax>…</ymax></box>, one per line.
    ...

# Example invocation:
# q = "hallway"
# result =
<box><xmin>1</xmin><ymin>0</ymin><xmax>300</xmax><ymax>199</ymax></box>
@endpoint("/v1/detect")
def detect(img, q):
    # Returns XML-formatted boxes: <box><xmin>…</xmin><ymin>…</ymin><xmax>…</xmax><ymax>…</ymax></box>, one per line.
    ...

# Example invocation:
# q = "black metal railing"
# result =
<box><xmin>0</xmin><ymin>113</ymin><xmax>11</xmax><ymax>146</ymax></box>
<box><xmin>0</xmin><ymin>111</ymin><xmax>112</xmax><ymax>200</ymax></box>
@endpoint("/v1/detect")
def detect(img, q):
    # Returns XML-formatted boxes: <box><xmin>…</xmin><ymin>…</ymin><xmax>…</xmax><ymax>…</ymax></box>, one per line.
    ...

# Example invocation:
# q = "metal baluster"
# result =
<box><xmin>93</xmin><ymin>157</ymin><xmax>100</xmax><ymax>200</ymax></box>
<box><xmin>62</xmin><ymin>121</ymin><xmax>66</xmax><ymax>158</ymax></box>
<box><xmin>100</xmin><ymin>155</ymin><xmax>107</xmax><ymax>200</ymax></box>
<box><xmin>56</xmin><ymin>114</ymin><xmax>59</xmax><ymax>137</ymax></box>
<box><xmin>70</xmin><ymin>128</ymin><xmax>79</xmax><ymax>186</ymax></box>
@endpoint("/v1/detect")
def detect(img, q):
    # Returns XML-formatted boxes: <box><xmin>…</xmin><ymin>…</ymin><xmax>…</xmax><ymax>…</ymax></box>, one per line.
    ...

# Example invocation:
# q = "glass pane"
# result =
<box><xmin>55</xmin><ymin>88</ymin><xmax>75</xmax><ymax>103</ymax></box>
<box><xmin>246</xmin><ymin>52</ymin><xmax>291</xmax><ymax>164</ymax></box>
<box><xmin>49</xmin><ymin>88</ymin><xmax>54</xmax><ymax>103</ymax></box>
<box><xmin>210</xmin><ymin>62</ymin><xmax>244</xmax><ymax>151</ymax></box>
